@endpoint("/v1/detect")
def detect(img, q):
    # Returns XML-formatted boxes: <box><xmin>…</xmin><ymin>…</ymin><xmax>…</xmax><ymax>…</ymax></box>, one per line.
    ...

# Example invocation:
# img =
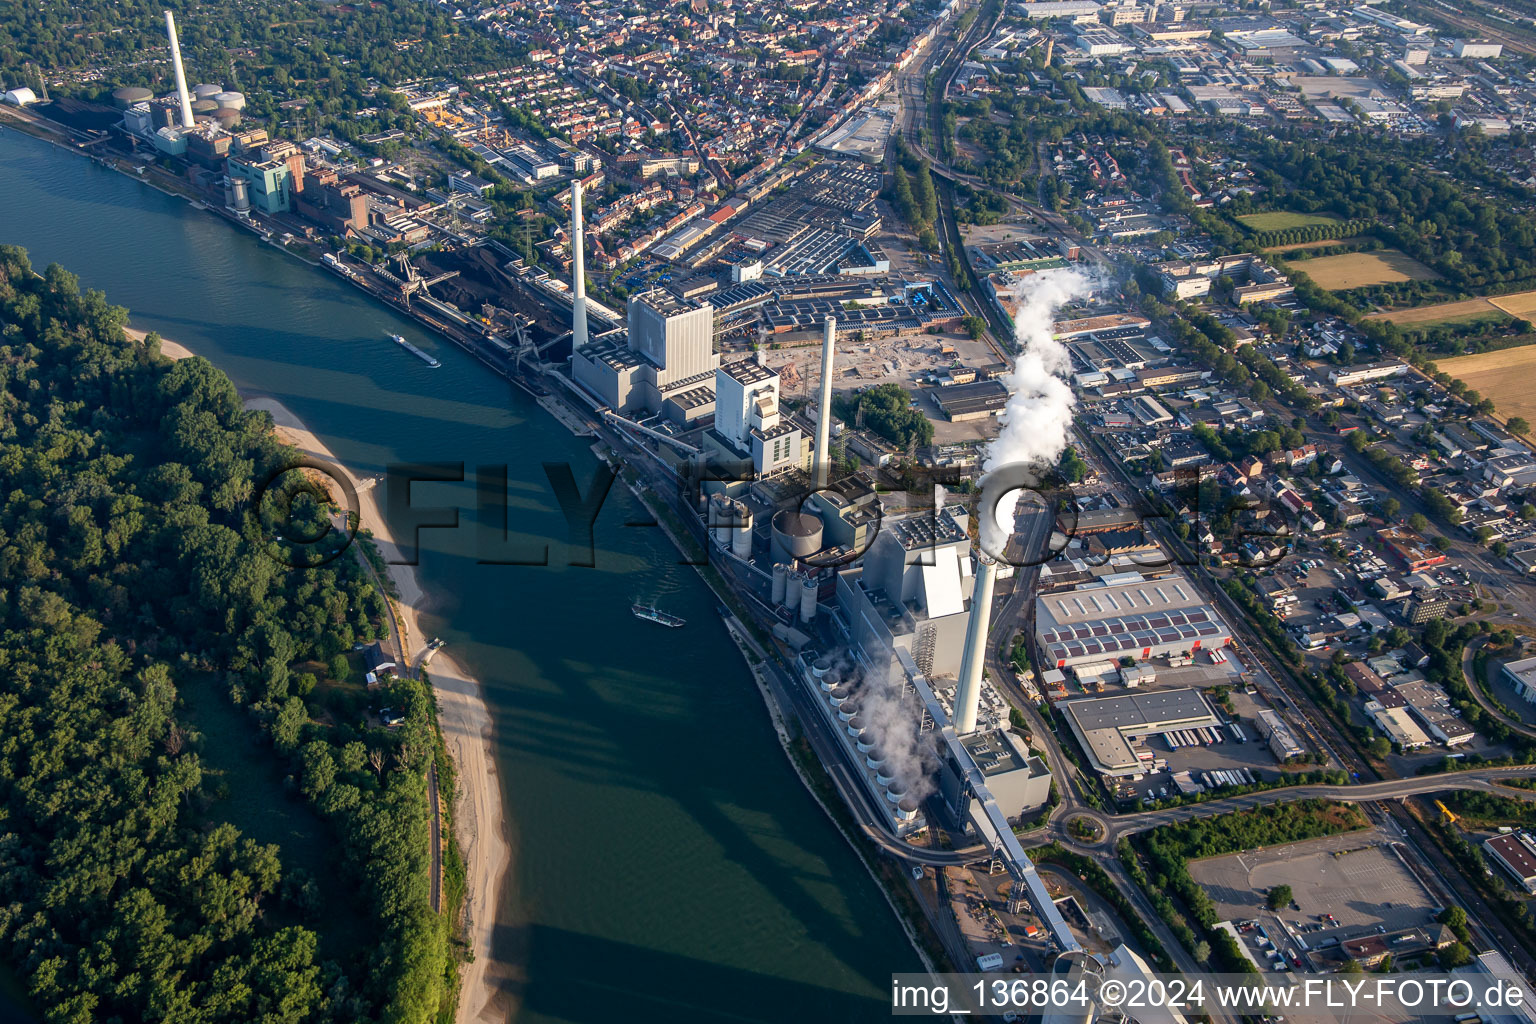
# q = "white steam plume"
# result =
<box><xmin>835</xmin><ymin>653</ymin><xmax>938</xmax><ymax>802</ymax></box>
<box><xmin>979</xmin><ymin>268</ymin><xmax>1097</xmax><ymax>556</ymax></box>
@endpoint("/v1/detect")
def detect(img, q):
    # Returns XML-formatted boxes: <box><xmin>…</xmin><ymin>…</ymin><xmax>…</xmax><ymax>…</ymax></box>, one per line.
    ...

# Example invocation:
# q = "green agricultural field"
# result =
<box><xmin>1237</xmin><ymin>211</ymin><xmax>1342</xmax><ymax>231</ymax></box>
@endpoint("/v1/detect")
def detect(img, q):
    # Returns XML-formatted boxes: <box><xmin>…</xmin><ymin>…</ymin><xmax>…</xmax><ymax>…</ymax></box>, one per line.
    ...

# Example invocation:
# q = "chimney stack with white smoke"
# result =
<box><xmin>164</xmin><ymin>11</ymin><xmax>195</xmax><ymax>129</ymax></box>
<box><xmin>571</xmin><ymin>178</ymin><xmax>589</xmax><ymax>352</ymax></box>
<box><xmin>813</xmin><ymin>315</ymin><xmax>836</xmax><ymax>490</ymax></box>
<box><xmin>953</xmin><ymin>269</ymin><xmax>1096</xmax><ymax>734</ymax></box>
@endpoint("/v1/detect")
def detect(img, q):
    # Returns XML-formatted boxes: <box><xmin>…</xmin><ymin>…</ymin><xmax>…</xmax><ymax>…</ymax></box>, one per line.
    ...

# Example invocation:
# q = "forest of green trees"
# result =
<box><xmin>0</xmin><ymin>246</ymin><xmax>452</xmax><ymax>1022</ymax></box>
<box><xmin>832</xmin><ymin>382</ymin><xmax>934</xmax><ymax>450</ymax></box>
<box><xmin>0</xmin><ymin>0</ymin><xmax>513</xmax><ymax>145</ymax></box>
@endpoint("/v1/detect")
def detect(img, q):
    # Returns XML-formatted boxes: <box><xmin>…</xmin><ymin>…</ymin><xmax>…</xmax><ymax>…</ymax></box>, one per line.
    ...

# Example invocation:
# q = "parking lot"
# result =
<box><xmin>1122</xmin><ymin>729</ymin><xmax>1285</xmax><ymax>802</ymax></box>
<box><xmin>1191</xmin><ymin>830</ymin><xmax>1440</xmax><ymax>975</ymax></box>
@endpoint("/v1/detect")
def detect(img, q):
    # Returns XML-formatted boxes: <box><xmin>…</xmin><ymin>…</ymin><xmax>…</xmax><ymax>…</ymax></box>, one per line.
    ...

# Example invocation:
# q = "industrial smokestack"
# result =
<box><xmin>813</xmin><ymin>315</ymin><xmax>836</xmax><ymax>490</ymax></box>
<box><xmin>571</xmin><ymin>178</ymin><xmax>589</xmax><ymax>352</ymax></box>
<box><xmin>164</xmin><ymin>11</ymin><xmax>195</xmax><ymax>129</ymax></box>
<box><xmin>952</xmin><ymin>556</ymin><xmax>997</xmax><ymax>735</ymax></box>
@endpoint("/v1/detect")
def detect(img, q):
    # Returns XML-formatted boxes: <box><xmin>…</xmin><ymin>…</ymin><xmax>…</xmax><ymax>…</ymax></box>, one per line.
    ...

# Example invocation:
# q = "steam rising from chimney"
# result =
<box><xmin>955</xmin><ymin>268</ymin><xmax>1096</xmax><ymax>735</ymax></box>
<box><xmin>978</xmin><ymin>268</ymin><xmax>1097</xmax><ymax>557</ymax></box>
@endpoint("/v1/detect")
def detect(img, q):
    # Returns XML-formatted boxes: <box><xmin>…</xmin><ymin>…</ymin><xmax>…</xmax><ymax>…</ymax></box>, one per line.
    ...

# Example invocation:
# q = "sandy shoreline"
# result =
<box><xmin>126</xmin><ymin>325</ymin><xmax>514</xmax><ymax>1023</ymax></box>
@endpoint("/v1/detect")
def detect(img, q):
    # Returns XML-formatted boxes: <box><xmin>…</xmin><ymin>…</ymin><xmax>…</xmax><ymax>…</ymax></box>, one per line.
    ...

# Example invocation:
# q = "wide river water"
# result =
<box><xmin>0</xmin><ymin>126</ymin><xmax>919</xmax><ymax>1022</ymax></box>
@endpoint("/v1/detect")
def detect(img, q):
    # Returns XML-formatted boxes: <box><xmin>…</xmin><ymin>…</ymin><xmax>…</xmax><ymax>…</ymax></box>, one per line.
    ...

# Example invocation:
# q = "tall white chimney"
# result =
<box><xmin>571</xmin><ymin>178</ymin><xmax>589</xmax><ymax>352</ymax></box>
<box><xmin>164</xmin><ymin>11</ymin><xmax>195</xmax><ymax>129</ymax></box>
<box><xmin>812</xmin><ymin>315</ymin><xmax>836</xmax><ymax>490</ymax></box>
<box><xmin>952</xmin><ymin>556</ymin><xmax>997</xmax><ymax>735</ymax></box>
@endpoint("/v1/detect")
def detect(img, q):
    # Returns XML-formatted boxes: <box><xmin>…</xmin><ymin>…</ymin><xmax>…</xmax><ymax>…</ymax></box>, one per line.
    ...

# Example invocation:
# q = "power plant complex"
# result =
<box><xmin>558</xmin><ymin>224</ymin><xmax>1084</xmax><ymax>955</ymax></box>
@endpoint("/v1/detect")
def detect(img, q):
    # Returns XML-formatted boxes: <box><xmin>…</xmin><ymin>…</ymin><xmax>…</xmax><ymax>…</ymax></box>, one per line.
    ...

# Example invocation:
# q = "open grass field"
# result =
<box><xmin>1237</xmin><ymin>211</ymin><xmax>1341</xmax><ymax>231</ymax></box>
<box><xmin>1439</xmin><ymin>347</ymin><xmax>1536</xmax><ymax>433</ymax></box>
<box><xmin>1364</xmin><ymin>297</ymin><xmax>1504</xmax><ymax>326</ymax></box>
<box><xmin>1289</xmin><ymin>249</ymin><xmax>1438</xmax><ymax>290</ymax></box>
<box><xmin>1360</xmin><ymin>288</ymin><xmax>1536</xmax><ymax>326</ymax></box>
<box><xmin>1491</xmin><ymin>290</ymin><xmax>1536</xmax><ymax>318</ymax></box>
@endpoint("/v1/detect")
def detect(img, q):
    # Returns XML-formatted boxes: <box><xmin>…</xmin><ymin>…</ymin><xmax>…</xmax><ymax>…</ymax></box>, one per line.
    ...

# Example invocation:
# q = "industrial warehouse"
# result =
<box><xmin>1060</xmin><ymin>688</ymin><xmax>1223</xmax><ymax>776</ymax></box>
<box><xmin>1034</xmin><ymin>570</ymin><xmax>1233</xmax><ymax>671</ymax></box>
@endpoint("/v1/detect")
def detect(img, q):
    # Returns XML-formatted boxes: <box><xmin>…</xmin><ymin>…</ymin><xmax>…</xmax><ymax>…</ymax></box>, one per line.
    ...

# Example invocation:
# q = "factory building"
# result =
<box><xmin>1060</xmin><ymin>688</ymin><xmax>1221</xmax><ymax>776</ymax></box>
<box><xmin>836</xmin><ymin>508</ymin><xmax>979</xmax><ymax>680</ymax></box>
<box><xmin>226</xmin><ymin>140</ymin><xmax>306</xmax><ymax>216</ymax></box>
<box><xmin>1485</xmin><ymin>833</ymin><xmax>1536</xmax><ymax>894</ymax></box>
<box><xmin>1034</xmin><ymin>571</ymin><xmax>1231</xmax><ymax>670</ymax></box>
<box><xmin>704</xmin><ymin>358</ymin><xmax>810</xmax><ymax>481</ymax></box>
<box><xmin>1255</xmin><ymin>708</ymin><xmax>1306</xmax><ymax>761</ymax></box>
<box><xmin>944</xmin><ymin>731</ymin><xmax>1053</xmax><ymax>822</ymax></box>
<box><xmin>295</xmin><ymin>168</ymin><xmax>370</xmax><ymax>234</ymax></box>
<box><xmin>572</xmin><ymin>289</ymin><xmax>720</xmax><ymax>420</ymax></box>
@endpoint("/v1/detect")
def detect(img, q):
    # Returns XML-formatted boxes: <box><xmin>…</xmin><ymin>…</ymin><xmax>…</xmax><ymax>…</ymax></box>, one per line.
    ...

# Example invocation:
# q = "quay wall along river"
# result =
<box><xmin>0</xmin><ymin>126</ymin><xmax>921</xmax><ymax>1022</ymax></box>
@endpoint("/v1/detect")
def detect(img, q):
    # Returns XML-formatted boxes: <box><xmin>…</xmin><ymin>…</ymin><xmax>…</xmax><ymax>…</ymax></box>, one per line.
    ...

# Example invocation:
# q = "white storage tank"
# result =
<box><xmin>799</xmin><ymin>577</ymin><xmax>818</xmax><ymax>623</ymax></box>
<box><xmin>213</xmin><ymin>90</ymin><xmax>245</xmax><ymax>110</ymax></box>
<box><xmin>193</xmin><ymin>83</ymin><xmax>223</xmax><ymax>99</ymax></box>
<box><xmin>771</xmin><ymin>510</ymin><xmax>824</xmax><ymax>563</ymax></box>
<box><xmin>731</xmin><ymin>505</ymin><xmax>753</xmax><ymax>559</ymax></box>
<box><xmin>771</xmin><ymin>563</ymin><xmax>787</xmax><ymax>605</ymax></box>
<box><xmin>784</xmin><ymin>572</ymin><xmax>803</xmax><ymax>614</ymax></box>
<box><xmin>708</xmin><ymin>493</ymin><xmax>732</xmax><ymax>548</ymax></box>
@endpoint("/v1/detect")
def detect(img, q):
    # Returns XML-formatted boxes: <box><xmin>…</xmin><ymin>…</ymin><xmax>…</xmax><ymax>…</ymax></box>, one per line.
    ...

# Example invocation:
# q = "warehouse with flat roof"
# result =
<box><xmin>1060</xmin><ymin>688</ymin><xmax>1220</xmax><ymax>776</ymax></box>
<box><xmin>932</xmin><ymin>379</ymin><xmax>1009</xmax><ymax>421</ymax></box>
<box><xmin>1035</xmin><ymin>572</ymin><xmax>1232</xmax><ymax>669</ymax></box>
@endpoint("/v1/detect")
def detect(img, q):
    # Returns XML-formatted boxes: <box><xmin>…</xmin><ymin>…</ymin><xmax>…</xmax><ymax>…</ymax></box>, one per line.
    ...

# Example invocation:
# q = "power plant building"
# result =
<box><xmin>708</xmin><ymin>359</ymin><xmax>809</xmax><ymax>480</ymax></box>
<box><xmin>226</xmin><ymin>141</ymin><xmax>306</xmax><ymax>215</ymax></box>
<box><xmin>836</xmin><ymin>507</ymin><xmax>979</xmax><ymax>680</ymax></box>
<box><xmin>572</xmin><ymin>289</ymin><xmax>720</xmax><ymax>420</ymax></box>
<box><xmin>1035</xmin><ymin>571</ymin><xmax>1231</xmax><ymax>670</ymax></box>
<box><xmin>944</xmin><ymin>730</ymin><xmax>1053</xmax><ymax>821</ymax></box>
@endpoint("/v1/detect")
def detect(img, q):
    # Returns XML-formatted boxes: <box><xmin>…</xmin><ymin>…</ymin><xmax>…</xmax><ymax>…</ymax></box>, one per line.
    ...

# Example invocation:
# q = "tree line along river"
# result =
<box><xmin>0</xmin><ymin>126</ymin><xmax>922</xmax><ymax>1022</ymax></box>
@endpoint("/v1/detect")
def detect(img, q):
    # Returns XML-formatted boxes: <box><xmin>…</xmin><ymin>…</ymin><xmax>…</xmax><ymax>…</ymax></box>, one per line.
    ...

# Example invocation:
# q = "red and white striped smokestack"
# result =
<box><xmin>953</xmin><ymin>555</ymin><xmax>996</xmax><ymax>735</ymax></box>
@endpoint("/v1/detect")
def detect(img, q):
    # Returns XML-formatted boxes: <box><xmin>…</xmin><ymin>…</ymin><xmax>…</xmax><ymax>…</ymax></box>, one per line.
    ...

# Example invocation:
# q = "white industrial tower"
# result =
<box><xmin>952</xmin><ymin>556</ymin><xmax>997</xmax><ymax>735</ymax></box>
<box><xmin>812</xmin><ymin>316</ymin><xmax>836</xmax><ymax>490</ymax></box>
<box><xmin>164</xmin><ymin>11</ymin><xmax>195</xmax><ymax>129</ymax></box>
<box><xmin>571</xmin><ymin>178</ymin><xmax>589</xmax><ymax>351</ymax></box>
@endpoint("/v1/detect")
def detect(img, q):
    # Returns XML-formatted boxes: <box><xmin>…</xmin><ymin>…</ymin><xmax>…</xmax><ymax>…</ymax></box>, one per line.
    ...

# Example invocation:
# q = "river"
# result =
<box><xmin>0</xmin><ymin>126</ymin><xmax>921</xmax><ymax>1022</ymax></box>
